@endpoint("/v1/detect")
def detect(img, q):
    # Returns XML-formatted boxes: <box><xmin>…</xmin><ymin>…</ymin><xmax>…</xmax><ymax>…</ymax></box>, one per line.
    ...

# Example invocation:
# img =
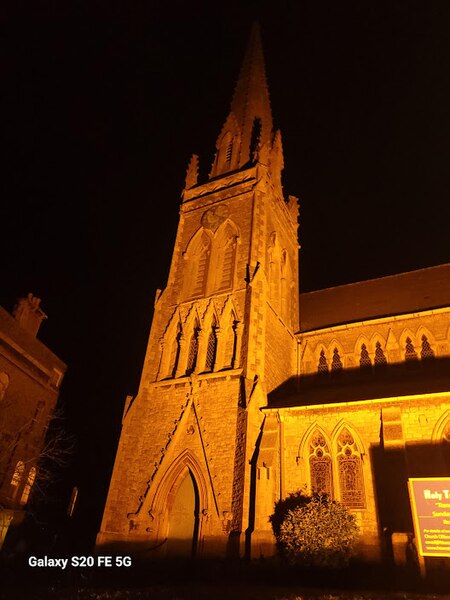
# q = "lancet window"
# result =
<box><xmin>204</xmin><ymin>318</ymin><xmax>218</xmax><ymax>372</ymax></box>
<box><xmin>336</xmin><ymin>429</ymin><xmax>365</xmax><ymax>509</ymax></box>
<box><xmin>186</xmin><ymin>323</ymin><xmax>200</xmax><ymax>375</ymax></box>
<box><xmin>317</xmin><ymin>349</ymin><xmax>328</xmax><ymax>374</ymax></box>
<box><xmin>405</xmin><ymin>337</ymin><xmax>418</xmax><ymax>361</ymax></box>
<box><xmin>360</xmin><ymin>344</ymin><xmax>371</xmax><ymax>368</ymax></box>
<box><xmin>309</xmin><ymin>432</ymin><xmax>333</xmax><ymax>497</ymax></box>
<box><xmin>212</xmin><ymin>223</ymin><xmax>237</xmax><ymax>293</ymax></box>
<box><xmin>421</xmin><ymin>335</ymin><xmax>435</xmax><ymax>359</ymax></box>
<box><xmin>374</xmin><ymin>341</ymin><xmax>387</xmax><ymax>366</ymax></box>
<box><xmin>20</xmin><ymin>466</ymin><xmax>36</xmax><ymax>506</ymax></box>
<box><xmin>331</xmin><ymin>348</ymin><xmax>343</xmax><ymax>371</ymax></box>
<box><xmin>184</xmin><ymin>231</ymin><xmax>212</xmax><ymax>299</ymax></box>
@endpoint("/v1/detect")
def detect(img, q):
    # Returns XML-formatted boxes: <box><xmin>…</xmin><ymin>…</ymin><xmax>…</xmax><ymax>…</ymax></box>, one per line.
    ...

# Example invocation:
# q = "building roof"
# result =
<box><xmin>0</xmin><ymin>305</ymin><xmax>66</xmax><ymax>376</ymax></box>
<box><xmin>299</xmin><ymin>263</ymin><xmax>450</xmax><ymax>332</ymax></box>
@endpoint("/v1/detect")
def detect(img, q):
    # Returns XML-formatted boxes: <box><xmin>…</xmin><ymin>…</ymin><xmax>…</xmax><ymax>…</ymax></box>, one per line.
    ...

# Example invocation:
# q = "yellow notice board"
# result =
<box><xmin>408</xmin><ymin>477</ymin><xmax>450</xmax><ymax>557</ymax></box>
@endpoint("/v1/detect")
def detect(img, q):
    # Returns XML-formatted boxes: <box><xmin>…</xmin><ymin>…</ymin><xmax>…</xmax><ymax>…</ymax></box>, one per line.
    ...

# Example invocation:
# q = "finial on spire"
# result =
<box><xmin>185</xmin><ymin>154</ymin><xmax>199</xmax><ymax>189</ymax></box>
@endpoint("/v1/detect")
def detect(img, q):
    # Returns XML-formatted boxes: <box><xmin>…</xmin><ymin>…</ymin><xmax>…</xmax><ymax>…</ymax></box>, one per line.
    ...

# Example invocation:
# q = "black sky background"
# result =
<box><xmin>2</xmin><ymin>1</ymin><xmax>450</xmax><ymax>546</ymax></box>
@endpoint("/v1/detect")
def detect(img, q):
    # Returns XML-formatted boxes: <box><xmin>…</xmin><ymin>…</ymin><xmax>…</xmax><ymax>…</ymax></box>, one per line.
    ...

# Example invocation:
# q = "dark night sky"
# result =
<box><xmin>2</xmin><ymin>1</ymin><xmax>450</xmax><ymax>545</ymax></box>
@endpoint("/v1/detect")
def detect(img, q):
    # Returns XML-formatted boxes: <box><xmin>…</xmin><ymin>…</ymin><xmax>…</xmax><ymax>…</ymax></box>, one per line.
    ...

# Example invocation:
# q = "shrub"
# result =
<box><xmin>273</xmin><ymin>492</ymin><xmax>359</xmax><ymax>568</ymax></box>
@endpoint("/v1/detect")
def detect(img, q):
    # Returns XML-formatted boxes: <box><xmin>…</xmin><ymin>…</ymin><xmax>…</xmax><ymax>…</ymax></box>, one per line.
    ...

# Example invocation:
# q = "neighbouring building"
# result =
<box><xmin>0</xmin><ymin>294</ymin><xmax>67</xmax><ymax>549</ymax></box>
<box><xmin>97</xmin><ymin>25</ymin><xmax>450</xmax><ymax>563</ymax></box>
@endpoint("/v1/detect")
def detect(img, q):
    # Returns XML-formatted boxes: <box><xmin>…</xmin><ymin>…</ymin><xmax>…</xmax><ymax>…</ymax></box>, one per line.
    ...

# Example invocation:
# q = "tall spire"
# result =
<box><xmin>210</xmin><ymin>23</ymin><xmax>274</xmax><ymax>178</ymax></box>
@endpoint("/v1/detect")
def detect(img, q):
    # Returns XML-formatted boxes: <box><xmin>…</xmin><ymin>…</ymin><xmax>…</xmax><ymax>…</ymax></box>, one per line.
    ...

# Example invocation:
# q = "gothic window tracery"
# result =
<box><xmin>204</xmin><ymin>318</ymin><xmax>217</xmax><ymax>372</ymax></box>
<box><xmin>360</xmin><ymin>344</ymin><xmax>371</xmax><ymax>368</ymax></box>
<box><xmin>186</xmin><ymin>323</ymin><xmax>200</xmax><ymax>375</ymax></box>
<box><xmin>331</xmin><ymin>347</ymin><xmax>343</xmax><ymax>371</ymax></box>
<box><xmin>212</xmin><ymin>223</ymin><xmax>237</xmax><ymax>293</ymax></box>
<box><xmin>317</xmin><ymin>349</ymin><xmax>328</xmax><ymax>374</ymax></box>
<box><xmin>405</xmin><ymin>337</ymin><xmax>418</xmax><ymax>361</ymax></box>
<box><xmin>374</xmin><ymin>341</ymin><xmax>387</xmax><ymax>366</ymax></box>
<box><xmin>421</xmin><ymin>335</ymin><xmax>435</xmax><ymax>359</ymax></box>
<box><xmin>309</xmin><ymin>432</ymin><xmax>333</xmax><ymax>497</ymax></box>
<box><xmin>336</xmin><ymin>429</ymin><xmax>365</xmax><ymax>509</ymax></box>
<box><xmin>216</xmin><ymin>131</ymin><xmax>235</xmax><ymax>173</ymax></box>
<box><xmin>184</xmin><ymin>231</ymin><xmax>212</xmax><ymax>299</ymax></box>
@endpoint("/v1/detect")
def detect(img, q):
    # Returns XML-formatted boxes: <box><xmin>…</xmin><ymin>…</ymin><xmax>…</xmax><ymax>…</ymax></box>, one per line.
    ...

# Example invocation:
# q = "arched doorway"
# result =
<box><xmin>166</xmin><ymin>468</ymin><xmax>200</xmax><ymax>557</ymax></box>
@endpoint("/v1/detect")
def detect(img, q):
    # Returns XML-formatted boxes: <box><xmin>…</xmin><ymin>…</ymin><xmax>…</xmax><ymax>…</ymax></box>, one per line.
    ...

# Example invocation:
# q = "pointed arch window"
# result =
<box><xmin>421</xmin><ymin>335</ymin><xmax>435</xmax><ymax>360</ymax></box>
<box><xmin>317</xmin><ymin>349</ymin><xmax>328</xmax><ymax>374</ymax></box>
<box><xmin>169</xmin><ymin>323</ymin><xmax>182</xmax><ymax>378</ymax></box>
<box><xmin>184</xmin><ymin>231</ymin><xmax>212</xmax><ymax>299</ymax></box>
<box><xmin>204</xmin><ymin>319</ymin><xmax>217</xmax><ymax>372</ymax></box>
<box><xmin>331</xmin><ymin>348</ymin><xmax>343</xmax><ymax>371</ymax></box>
<box><xmin>309</xmin><ymin>432</ymin><xmax>333</xmax><ymax>497</ymax></box>
<box><xmin>10</xmin><ymin>460</ymin><xmax>25</xmax><ymax>500</ymax></box>
<box><xmin>374</xmin><ymin>341</ymin><xmax>387</xmax><ymax>366</ymax></box>
<box><xmin>337</xmin><ymin>429</ymin><xmax>365</xmax><ymax>509</ymax></box>
<box><xmin>405</xmin><ymin>337</ymin><xmax>418</xmax><ymax>361</ymax></box>
<box><xmin>360</xmin><ymin>344</ymin><xmax>371</xmax><ymax>368</ymax></box>
<box><xmin>186</xmin><ymin>323</ymin><xmax>200</xmax><ymax>376</ymax></box>
<box><xmin>20</xmin><ymin>467</ymin><xmax>36</xmax><ymax>506</ymax></box>
<box><xmin>217</xmin><ymin>131</ymin><xmax>234</xmax><ymax>173</ymax></box>
<box><xmin>223</xmin><ymin>317</ymin><xmax>238</xmax><ymax>369</ymax></box>
<box><xmin>212</xmin><ymin>223</ymin><xmax>237</xmax><ymax>293</ymax></box>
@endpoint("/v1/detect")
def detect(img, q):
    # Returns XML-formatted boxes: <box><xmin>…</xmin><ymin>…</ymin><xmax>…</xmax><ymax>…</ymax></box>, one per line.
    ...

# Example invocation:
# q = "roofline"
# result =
<box><xmin>296</xmin><ymin>305</ymin><xmax>450</xmax><ymax>336</ymax></box>
<box><xmin>300</xmin><ymin>262</ymin><xmax>450</xmax><ymax>296</ymax></box>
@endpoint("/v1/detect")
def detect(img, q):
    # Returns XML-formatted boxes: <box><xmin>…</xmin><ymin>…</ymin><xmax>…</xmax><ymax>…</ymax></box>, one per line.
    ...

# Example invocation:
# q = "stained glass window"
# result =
<box><xmin>309</xmin><ymin>432</ymin><xmax>333</xmax><ymax>497</ymax></box>
<box><xmin>337</xmin><ymin>429</ymin><xmax>365</xmax><ymax>509</ymax></box>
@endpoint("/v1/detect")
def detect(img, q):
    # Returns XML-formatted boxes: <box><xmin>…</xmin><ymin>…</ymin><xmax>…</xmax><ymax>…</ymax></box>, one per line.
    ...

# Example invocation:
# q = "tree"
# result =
<box><xmin>271</xmin><ymin>491</ymin><xmax>359</xmax><ymax>568</ymax></box>
<box><xmin>0</xmin><ymin>406</ymin><xmax>74</xmax><ymax>551</ymax></box>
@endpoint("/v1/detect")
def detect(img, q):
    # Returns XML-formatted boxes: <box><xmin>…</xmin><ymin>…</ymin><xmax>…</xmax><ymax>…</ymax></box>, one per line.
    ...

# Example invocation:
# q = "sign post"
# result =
<box><xmin>408</xmin><ymin>477</ymin><xmax>450</xmax><ymax>577</ymax></box>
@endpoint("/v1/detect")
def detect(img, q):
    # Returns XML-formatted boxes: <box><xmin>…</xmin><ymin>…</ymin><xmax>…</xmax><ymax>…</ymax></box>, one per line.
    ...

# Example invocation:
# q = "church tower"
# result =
<box><xmin>97</xmin><ymin>24</ymin><xmax>299</xmax><ymax>558</ymax></box>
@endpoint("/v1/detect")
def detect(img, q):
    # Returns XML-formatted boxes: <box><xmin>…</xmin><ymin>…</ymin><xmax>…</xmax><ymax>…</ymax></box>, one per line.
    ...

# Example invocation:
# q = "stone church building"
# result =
<box><xmin>97</xmin><ymin>26</ymin><xmax>450</xmax><ymax>562</ymax></box>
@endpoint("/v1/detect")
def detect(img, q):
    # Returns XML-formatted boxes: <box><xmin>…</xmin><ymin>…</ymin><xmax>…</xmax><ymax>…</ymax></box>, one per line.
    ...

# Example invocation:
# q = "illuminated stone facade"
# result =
<box><xmin>0</xmin><ymin>294</ymin><xmax>66</xmax><ymax>548</ymax></box>
<box><xmin>98</xmin><ymin>26</ymin><xmax>450</xmax><ymax>562</ymax></box>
